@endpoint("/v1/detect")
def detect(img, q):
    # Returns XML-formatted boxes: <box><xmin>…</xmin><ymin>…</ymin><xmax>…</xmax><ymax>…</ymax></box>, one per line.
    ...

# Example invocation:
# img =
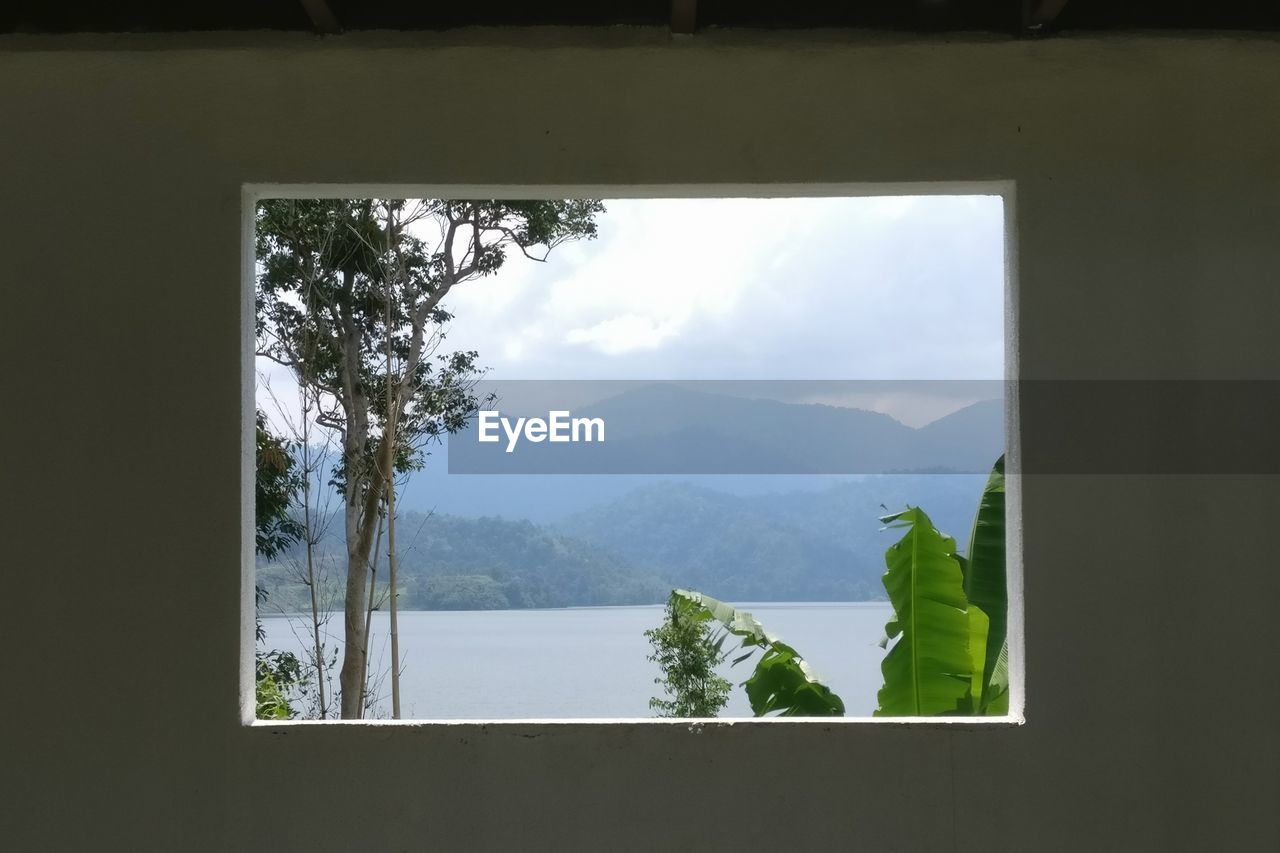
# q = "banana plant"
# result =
<box><xmin>875</xmin><ymin>456</ymin><xmax>1008</xmax><ymax>716</ymax></box>
<box><xmin>874</xmin><ymin>506</ymin><xmax>973</xmax><ymax>715</ymax></box>
<box><xmin>964</xmin><ymin>456</ymin><xmax>1008</xmax><ymax>715</ymax></box>
<box><xmin>660</xmin><ymin>456</ymin><xmax>1007</xmax><ymax>718</ymax></box>
<box><xmin>670</xmin><ymin>589</ymin><xmax>845</xmax><ymax>717</ymax></box>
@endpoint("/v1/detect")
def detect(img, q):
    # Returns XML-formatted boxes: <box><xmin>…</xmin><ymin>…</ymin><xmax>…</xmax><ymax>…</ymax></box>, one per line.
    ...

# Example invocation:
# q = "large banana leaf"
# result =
<box><xmin>984</xmin><ymin>639</ymin><xmax>1010</xmax><ymax>716</ymax></box>
<box><xmin>966</xmin><ymin>605</ymin><xmax>990</xmax><ymax>708</ymax></box>
<box><xmin>964</xmin><ymin>456</ymin><xmax>1007</xmax><ymax>713</ymax></box>
<box><xmin>875</xmin><ymin>507</ymin><xmax>973</xmax><ymax>716</ymax></box>
<box><xmin>671</xmin><ymin>589</ymin><xmax>845</xmax><ymax>717</ymax></box>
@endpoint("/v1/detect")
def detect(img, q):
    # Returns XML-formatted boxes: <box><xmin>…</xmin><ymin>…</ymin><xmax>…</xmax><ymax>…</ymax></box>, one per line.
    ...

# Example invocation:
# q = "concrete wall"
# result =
<box><xmin>2</xmin><ymin>30</ymin><xmax>1277</xmax><ymax>851</ymax></box>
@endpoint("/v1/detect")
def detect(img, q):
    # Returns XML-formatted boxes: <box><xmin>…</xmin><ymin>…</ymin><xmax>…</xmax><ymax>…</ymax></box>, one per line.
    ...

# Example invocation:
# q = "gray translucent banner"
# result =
<box><xmin>448</xmin><ymin>380</ymin><xmax>1004</xmax><ymax>475</ymax></box>
<box><xmin>444</xmin><ymin>379</ymin><xmax>1280</xmax><ymax>475</ymax></box>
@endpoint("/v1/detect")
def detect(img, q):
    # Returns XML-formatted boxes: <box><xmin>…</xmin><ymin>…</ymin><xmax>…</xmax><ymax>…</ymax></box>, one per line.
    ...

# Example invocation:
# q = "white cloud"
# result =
<box><xmin>257</xmin><ymin>195</ymin><xmax>1005</xmax><ymax>428</ymax></box>
<box><xmin>440</xmin><ymin>195</ymin><xmax>1005</xmax><ymax>382</ymax></box>
<box><xmin>565</xmin><ymin>314</ymin><xmax>679</xmax><ymax>355</ymax></box>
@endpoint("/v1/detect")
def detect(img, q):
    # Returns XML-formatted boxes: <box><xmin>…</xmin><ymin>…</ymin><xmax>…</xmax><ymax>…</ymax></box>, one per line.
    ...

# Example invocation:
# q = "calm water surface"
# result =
<box><xmin>260</xmin><ymin>602</ymin><xmax>892</xmax><ymax>719</ymax></box>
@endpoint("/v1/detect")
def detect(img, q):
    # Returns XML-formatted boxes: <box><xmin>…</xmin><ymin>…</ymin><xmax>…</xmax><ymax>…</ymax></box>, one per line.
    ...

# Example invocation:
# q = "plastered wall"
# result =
<box><xmin>2</xmin><ymin>30</ymin><xmax>1277</xmax><ymax>852</ymax></box>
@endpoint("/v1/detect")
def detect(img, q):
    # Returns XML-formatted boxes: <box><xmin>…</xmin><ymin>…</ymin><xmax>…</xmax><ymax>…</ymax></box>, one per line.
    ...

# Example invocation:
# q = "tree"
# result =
<box><xmin>254</xmin><ymin>413</ymin><xmax>305</xmax><ymax>719</ymax></box>
<box><xmin>255</xmin><ymin>586</ymin><xmax>304</xmax><ymax>721</ymax></box>
<box><xmin>258</xmin><ymin>376</ymin><xmax>344</xmax><ymax>719</ymax></box>
<box><xmin>645</xmin><ymin>599</ymin><xmax>732</xmax><ymax>717</ymax></box>
<box><xmin>660</xmin><ymin>590</ymin><xmax>844</xmax><ymax>717</ymax></box>
<box><xmin>256</xmin><ymin>198</ymin><xmax>603</xmax><ymax>718</ymax></box>
<box><xmin>255</xmin><ymin>412</ymin><xmax>304</xmax><ymax>562</ymax></box>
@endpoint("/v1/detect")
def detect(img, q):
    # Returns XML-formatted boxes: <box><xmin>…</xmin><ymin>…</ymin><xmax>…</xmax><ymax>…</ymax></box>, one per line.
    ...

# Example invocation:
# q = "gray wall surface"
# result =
<box><xmin>1</xmin><ymin>30</ymin><xmax>1277</xmax><ymax>852</ymax></box>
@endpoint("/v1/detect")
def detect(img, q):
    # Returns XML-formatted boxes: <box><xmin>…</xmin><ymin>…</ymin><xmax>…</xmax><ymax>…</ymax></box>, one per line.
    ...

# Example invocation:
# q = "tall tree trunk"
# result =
<box><xmin>300</xmin><ymin>386</ymin><xmax>328</xmax><ymax>718</ymax></box>
<box><xmin>336</xmin><ymin>310</ymin><xmax>387</xmax><ymax>717</ymax></box>
<box><xmin>387</xmin><ymin>460</ymin><xmax>401</xmax><ymax>719</ymax></box>
<box><xmin>339</xmin><ymin>534</ymin><xmax>368</xmax><ymax>718</ymax></box>
<box><xmin>336</xmin><ymin>300</ymin><xmax>369</xmax><ymax>718</ymax></box>
<box><xmin>359</xmin><ymin>501</ymin><xmax>385</xmax><ymax>718</ymax></box>
<box><xmin>336</xmin><ymin>202</ymin><xmax>451</xmax><ymax>717</ymax></box>
<box><xmin>338</xmin><ymin>420</ymin><xmax>384</xmax><ymax>717</ymax></box>
<box><xmin>338</xmin><ymin>428</ymin><xmax>393</xmax><ymax>717</ymax></box>
<box><xmin>384</xmin><ymin>245</ymin><xmax>403</xmax><ymax>720</ymax></box>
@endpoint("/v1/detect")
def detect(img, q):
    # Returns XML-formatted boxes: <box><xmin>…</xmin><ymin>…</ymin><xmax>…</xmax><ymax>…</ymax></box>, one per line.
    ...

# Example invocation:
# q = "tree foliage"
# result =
<box><xmin>645</xmin><ymin>598</ymin><xmax>731</xmax><ymax>718</ymax></box>
<box><xmin>419</xmin><ymin>574</ymin><xmax>511</xmax><ymax>611</ymax></box>
<box><xmin>255</xmin><ymin>411</ymin><xmax>304</xmax><ymax>562</ymax></box>
<box><xmin>667</xmin><ymin>590</ymin><xmax>845</xmax><ymax>717</ymax></box>
<box><xmin>256</xmin><ymin>198</ymin><xmax>603</xmax><ymax>717</ymax></box>
<box><xmin>254</xmin><ymin>413</ymin><xmax>306</xmax><ymax>719</ymax></box>
<box><xmin>255</xmin><ymin>644</ymin><xmax>303</xmax><ymax>721</ymax></box>
<box><xmin>256</xmin><ymin>200</ymin><xmax>604</xmax><ymax>453</ymax></box>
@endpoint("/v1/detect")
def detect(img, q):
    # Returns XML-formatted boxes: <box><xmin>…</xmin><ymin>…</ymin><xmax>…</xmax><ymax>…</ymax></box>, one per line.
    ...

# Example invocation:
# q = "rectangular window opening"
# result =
<box><xmin>244</xmin><ymin>185</ymin><xmax>1022</xmax><ymax>724</ymax></box>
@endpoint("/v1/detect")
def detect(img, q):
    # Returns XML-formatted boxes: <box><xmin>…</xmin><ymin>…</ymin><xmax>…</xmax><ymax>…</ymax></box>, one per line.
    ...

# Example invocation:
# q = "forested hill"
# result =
<box><xmin>557</xmin><ymin>476</ymin><xmax>984</xmax><ymax>602</ymax></box>
<box><xmin>258</xmin><ymin>475</ymin><xmax>987</xmax><ymax>611</ymax></box>
<box><xmin>257</xmin><ymin>512</ymin><xmax>670</xmax><ymax>612</ymax></box>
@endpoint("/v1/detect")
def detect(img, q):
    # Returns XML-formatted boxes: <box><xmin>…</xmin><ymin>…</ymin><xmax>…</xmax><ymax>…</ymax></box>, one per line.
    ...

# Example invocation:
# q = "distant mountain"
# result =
<box><xmin>262</xmin><ymin>472</ymin><xmax>992</xmax><ymax>610</ymax></box>
<box><xmin>448</xmin><ymin>384</ymin><xmax>1003</xmax><ymax>476</ymax></box>
<box><xmin>264</xmin><ymin>387</ymin><xmax>1003</xmax><ymax>609</ymax></box>
<box><xmin>559</xmin><ymin>482</ymin><xmax>875</xmax><ymax>601</ymax></box>
<box><xmin>913</xmin><ymin>398</ymin><xmax>1005</xmax><ymax>473</ymax></box>
<box><xmin>581</xmin><ymin>384</ymin><xmax>914</xmax><ymax>473</ymax></box>
<box><xmin>743</xmin><ymin>473</ymin><xmax>987</xmax><ymax>557</ymax></box>
<box><xmin>558</xmin><ymin>474</ymin><xmax>988</xmax><ymax>603</ymax></box>
<box><xmin>397</xmin><ymin>467</ymin><xmax>883</xmax><ymax>524</ymax></box>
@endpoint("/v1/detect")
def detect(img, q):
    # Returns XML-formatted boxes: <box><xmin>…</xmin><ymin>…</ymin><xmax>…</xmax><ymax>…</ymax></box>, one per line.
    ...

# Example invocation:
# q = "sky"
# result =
<box><xmin>257</xmin><ymin>195</ymin><xmax>1005</xmax><ymax>428</ymax></box>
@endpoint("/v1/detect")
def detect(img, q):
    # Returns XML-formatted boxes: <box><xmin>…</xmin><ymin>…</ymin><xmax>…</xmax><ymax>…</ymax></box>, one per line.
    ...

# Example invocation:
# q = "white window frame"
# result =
<box><xmin>241</xmin><ymin>181</ymin><xmax>1024</xmax><ymax>727</ymax></box>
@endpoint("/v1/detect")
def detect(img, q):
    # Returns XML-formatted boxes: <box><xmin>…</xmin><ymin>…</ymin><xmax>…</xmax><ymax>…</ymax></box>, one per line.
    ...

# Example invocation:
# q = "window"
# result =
<box><xmin>247</xmin><ymin>188</ymin><xmax>1018</xmax><ymax>723</ymax></box>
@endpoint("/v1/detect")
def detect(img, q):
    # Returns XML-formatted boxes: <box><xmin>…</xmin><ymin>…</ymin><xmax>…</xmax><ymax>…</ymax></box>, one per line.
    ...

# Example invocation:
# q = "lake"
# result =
<box><xmin>259</xmin><ymin>602</ymin><xmax>893</xmax><ymax>719</ymax></box>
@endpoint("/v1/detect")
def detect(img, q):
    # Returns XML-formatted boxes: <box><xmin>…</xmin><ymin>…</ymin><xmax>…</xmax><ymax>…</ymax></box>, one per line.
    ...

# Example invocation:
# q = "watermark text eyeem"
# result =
<box><xmin>477</xmin><ymin>410</ymin><xmax>606</xmax><ymax>453</ymax></box>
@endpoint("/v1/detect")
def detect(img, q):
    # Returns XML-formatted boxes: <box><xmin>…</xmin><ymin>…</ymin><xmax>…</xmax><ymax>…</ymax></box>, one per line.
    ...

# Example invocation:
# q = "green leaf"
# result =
<box><xmin>671</xmin><ymin>590</ymin><xmax>845</xmax><ymax>717</ymax></box>
<box><xmin>255</xmin><ymin>672</ymin><xmax>292</xmax><ymax>720</ymax></box>
<box><xmin>983</xmin><ymin>638</ymin><xmax>1010</xmax><ymax>716</ymax></box>
<box><xmin>967</xmin><ymin>605</ymin><xmax>990</xmax><ymax>709</ymax></box>
<box><xmin>875</xmin><ymin>507</ymin><xmax>973</xmax><ymax>716</ymax></box>
<box><xmin>965</xmin><ymin>456</ymin><xmax>1007</xmax><ymax>713</ymax></box>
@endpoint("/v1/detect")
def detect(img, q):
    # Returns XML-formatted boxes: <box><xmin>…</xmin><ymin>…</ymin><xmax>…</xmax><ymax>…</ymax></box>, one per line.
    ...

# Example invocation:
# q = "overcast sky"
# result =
<box><xmin>442</xmin><ymin>196</ymin><xmax>1003</xmax><ymax>381</ymax></box>
<box><xmin>257</xmin><ymin>195</ymin><xmax>1005</xmax><ymax>428</ymax></box>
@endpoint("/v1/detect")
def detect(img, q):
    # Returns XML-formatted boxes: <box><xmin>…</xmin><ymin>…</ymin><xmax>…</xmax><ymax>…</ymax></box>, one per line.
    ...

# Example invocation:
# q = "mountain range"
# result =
<box><xmin>259</xmin><ymin>474</ymin><xmax>989</xmax><ymax>611</ymax></box>
<box><xmin>447</xmin><ymin>384</ymin><xmax>1004</xmax><ymax>476</ymax></box>
<box><xmin>259</xmin><ymin>387</ymin><xmax>1001</xmax><ymax>610</ymax></box>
